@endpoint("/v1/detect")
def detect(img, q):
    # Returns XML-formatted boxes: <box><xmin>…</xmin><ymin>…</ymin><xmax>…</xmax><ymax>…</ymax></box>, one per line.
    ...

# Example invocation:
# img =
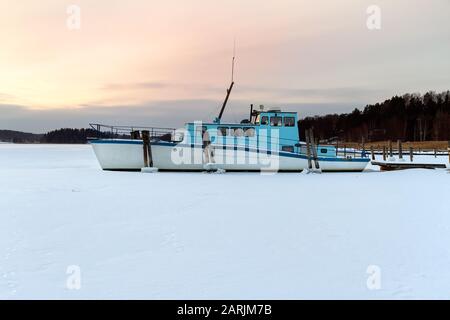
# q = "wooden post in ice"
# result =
<box><xmin>141</xmin><ymin>130</ymin><xmax>157</xmax><ymax>172</ymax></box>
<box><xmin>434</xmin><ymin>148</ymin><xmax>437</xmax><ymax>158</ymax></box>
<box><xmin>398</xmin><ymin>140</ymin><xmax>403</xmax><ymax>160</ymax></box>
<box><xmin>388</xmin><ymin>140</ymin><xmax>393</xmax><ymax>158</ymax></box>
<box><xmin>361</xmin><ymin>137</ymin><xmax>365</xmax><ymax>159</ymax></box>
<box><xmin>409</xmin><ymin>147</ymin><xmax>414</xmax><ymax>162</ymax></box>
<box><xmin>382</xmin><ymin>146</ymin><xmax>386</xmax><ymax>161</ymax></box>
<box><xmin>370</xmin><ymin>146</ymin><xmax>375</xmax><ymax>161</ymax></box>
<box><xmin>142</xmin><ymin>130</ymin><xmax>150</xmax><ymax>167</ymax></box>
<box><xmin>309</xmin><ymin>129</ymin><xmax>320</xmax><ymax>170</ymax></box>
<box><xmin>305</xmin><ymin>130</ymin><xmax>312</xmax><ymax>170</ymax></box>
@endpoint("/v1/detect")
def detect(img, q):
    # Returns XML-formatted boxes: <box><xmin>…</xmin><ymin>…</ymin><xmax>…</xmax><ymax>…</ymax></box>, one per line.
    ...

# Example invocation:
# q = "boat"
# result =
<box><xmin>89</xmin><ymin>101</ymin><xmax>369</xmax><ymax>172</ymax></box>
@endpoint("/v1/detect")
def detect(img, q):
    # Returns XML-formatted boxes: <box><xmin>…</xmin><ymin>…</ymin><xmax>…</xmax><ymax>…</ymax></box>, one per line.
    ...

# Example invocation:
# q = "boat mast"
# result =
<box><xmin>215</xmin><ymin>44</ymin><xmax>236</xmax><ymax>123</ymax></box>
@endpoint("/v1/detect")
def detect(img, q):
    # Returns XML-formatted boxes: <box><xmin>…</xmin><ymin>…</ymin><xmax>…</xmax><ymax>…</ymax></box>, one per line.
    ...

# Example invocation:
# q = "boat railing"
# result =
<box><xmin>88</xmin><ymin>124</ymin><xmax>369</xmax><ymax>158</ymax></box>
<box><xmin>89</xmin><ymin>123</ymin><xmax>179</xmax><ymax>141</ymax></box>
<box><xmin>336</xmin><ymin>148</ymin><xmax>368</xmax><ymax>159</ymax></box>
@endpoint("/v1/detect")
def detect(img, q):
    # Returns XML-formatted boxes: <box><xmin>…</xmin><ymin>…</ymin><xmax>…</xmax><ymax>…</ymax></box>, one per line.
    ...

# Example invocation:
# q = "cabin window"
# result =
<box><xmin>282</xmin><ymin>145</ymin><xmax>294</xmax><ymax>153</ymax></box>
<box><xmin>261</xmin><ymin>116</ymin><xmax>269</xmax><ymax>125</ymax></box>
<box><xmin>244</xmin><ymin>127</ymin><xmax>255</xmax><ymax>137</ymax></box>
<box><xmin>217</xmin><ymin>127</ymin><xmax>228</xmax><ymax>136</ymax></box>
<box><xmin>284</xmin><ymin>117</ymin><xmax>295</xmax><ymax>127</ymax></box>
<box><xmin>232</xmin><ymin>128</ymin><xmax>244</xmax><ymax>137</ymax></box>
<box><xmin>320</xmin><ymin>148</ymin><xmax>328</xmax><ymax>154</ymax></box>
<box><xmin>270</xmin><ymin>116</ymin><xmax>282</xmax><ymax>127</ymax></box>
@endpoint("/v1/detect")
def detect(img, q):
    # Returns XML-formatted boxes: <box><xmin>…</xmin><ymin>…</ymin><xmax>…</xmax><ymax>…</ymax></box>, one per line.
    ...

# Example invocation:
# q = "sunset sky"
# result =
<box><xmin>1</xmin><ymin>0</ymin><xmax>449</xmax><ymax>132</ymax></box>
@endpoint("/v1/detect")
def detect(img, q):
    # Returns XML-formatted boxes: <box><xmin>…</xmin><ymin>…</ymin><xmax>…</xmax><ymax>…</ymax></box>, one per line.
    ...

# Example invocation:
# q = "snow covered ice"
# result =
<box><xmin>0</xmin><ymin>144</ymin><xmax>449</xmax><ymax>299</ymax></box>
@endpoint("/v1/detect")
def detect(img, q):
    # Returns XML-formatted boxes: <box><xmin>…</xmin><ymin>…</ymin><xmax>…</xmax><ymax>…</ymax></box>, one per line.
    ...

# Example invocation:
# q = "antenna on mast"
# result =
<box><xmin>215</xmin><ymin>39</ymin><xmax>236</xmax><ymax>123</ymax></box>
<box><xmin>231</xmin><ymin>38</ymin><xmax>236</xmax><ymax>82</ymax></box>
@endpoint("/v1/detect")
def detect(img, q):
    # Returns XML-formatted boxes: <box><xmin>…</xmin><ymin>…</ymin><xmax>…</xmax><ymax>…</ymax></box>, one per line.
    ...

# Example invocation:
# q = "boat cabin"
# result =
<box><xmin>184</xmin><ymin>108</ymin><xmax>305</xmax><ymax>154</ymax></box>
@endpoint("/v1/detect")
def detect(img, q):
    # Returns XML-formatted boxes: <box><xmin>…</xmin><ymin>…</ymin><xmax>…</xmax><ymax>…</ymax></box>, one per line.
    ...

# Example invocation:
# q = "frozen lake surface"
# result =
<box><xmin>0</xmin><ymin>144</ymin><xmax>449</xmax><ymax>299</ymax></box>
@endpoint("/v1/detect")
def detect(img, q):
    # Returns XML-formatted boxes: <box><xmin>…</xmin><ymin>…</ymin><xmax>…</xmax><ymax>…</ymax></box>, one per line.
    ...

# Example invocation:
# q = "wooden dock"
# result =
<box><xmin>371</xmin><ymin>161</ymin><xmax>447</xmax><ymax>171</ymax></box>
<box><xmin>368</xmin><ymin>140</ymin><xmax>449</xmax><ymax>171</ymax></box>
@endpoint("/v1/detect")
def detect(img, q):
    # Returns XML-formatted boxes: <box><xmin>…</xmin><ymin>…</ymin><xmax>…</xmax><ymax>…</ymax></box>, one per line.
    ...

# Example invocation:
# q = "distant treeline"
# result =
<box><xmin>298</xmin><ymin>91</ymin><xmax>450</xmax><ymax>142</ymax></box>
<box><xmin>0</xmin><ymin>130</ymin><xmax>42</xmax><ymax>143</ymax></box>
<box><xmin>0</xmin><ymin>128</ymin><xmax>122</xmax><ymax>144</ymax></box>
<box><xmin>40</xmin><ymin>128</ymin><xmax>115</xmax><ymax>144</ymax></box>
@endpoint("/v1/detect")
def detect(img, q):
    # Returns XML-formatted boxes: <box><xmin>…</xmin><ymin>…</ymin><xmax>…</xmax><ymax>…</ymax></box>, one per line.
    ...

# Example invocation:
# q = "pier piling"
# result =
<box><xmin>141</xmin><ymin>130</ymin><xmax>153</xmax><ymax>167</ymax></box>
<box><xmin>140</xmin><ymin>130</ymin><xmax>158</xmax><ymax>173</ymax></box>
<box><xmin>309</xmin><ymin>130</ymin><xmax>320</xmax><ymax>170</ymax></box>
<box><xmin>398</xmin><ymin>140</ymin><xmax>403</xmax><ymax>160</ymax></box>
<box><xmin>388</xmin><ymin>140</ymin><xmax>393</xmax><ymax>158</ymax></box>
<box><xmin>305</xmin><ymin>130</ymin><xmax>312</xmax><ymax>170</ymax></box>
<box><xmin>141</xmin><ymin>130</ymin><xmax>150</xmax><ymax>167</ymax></box>
<box><xmin>361</xmin><ymin>137</ymin><xmax>365</xmax><ymax>159</ymax></box>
